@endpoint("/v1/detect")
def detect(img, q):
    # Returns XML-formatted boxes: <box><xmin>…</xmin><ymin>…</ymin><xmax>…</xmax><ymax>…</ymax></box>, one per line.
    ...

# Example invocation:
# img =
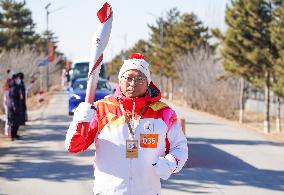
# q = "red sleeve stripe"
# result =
<box><xmin>165</xmin><ymin>133</ymin><xmax>170</xmax><ymax>155</ymax></box>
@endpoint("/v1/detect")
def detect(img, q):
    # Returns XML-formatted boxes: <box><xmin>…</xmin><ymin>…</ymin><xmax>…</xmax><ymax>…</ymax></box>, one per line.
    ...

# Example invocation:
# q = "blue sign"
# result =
<box><xmin>36</xmin><ymin>57</ymin><xmax>48</xmax><ymax>67</ymax></box>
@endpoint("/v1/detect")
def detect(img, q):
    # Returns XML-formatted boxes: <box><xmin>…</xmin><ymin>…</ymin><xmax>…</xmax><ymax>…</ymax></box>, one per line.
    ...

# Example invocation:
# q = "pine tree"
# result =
<box><xmin>147</xmin><ymin>8</ymin><xmax>211</xmax><ymax>97</ymax></box>
<box><xmin>270</xmin><ymin>0</ymin><xmax>284</xmax><ymax>133</ymax></box>
<box><xmin>108</xmin><ymin>8</ymin><xmax>212</xmax><ymax>95</ymax></box>
<box><xmin>215</xmin><ymin>0</ymin><xmax>275</xmax><ymax>132</ymax></box>
<box><xmin>0</xmin><ymin>0</ymin><xmax>36</xmax><ymax>50</ymax></box>
<box><xmin>107</xmin><ymin>40</ymin><xmax>153</xmax><ymax>79</ymax></box>
<box><xmin>148</xmin><ymin>8</ymin><xmax>180</xmax><ymax>79</ymax></box>
<box><xmin>106</xmin><ymin>52</ymin><xmax>123</xmax><ymax>77</ymax></box>
<box><xmin>270</xmin><ymin>0</ymin><xmax>284</xmax><ymax>97</ymax></box>
<box><xmin>42</xmin><ymin>30</ymin><xmax>59</xmax><ymax>52</ymax></box>
<box><xmin>170</xmin><ymin>13</ymin><xmax>212</xmax><ymax>55</ymax></box>
<box><xmin>129</xmin><ymin>39</ymin><xmax>161</xmax><ymax>74</ymax></box>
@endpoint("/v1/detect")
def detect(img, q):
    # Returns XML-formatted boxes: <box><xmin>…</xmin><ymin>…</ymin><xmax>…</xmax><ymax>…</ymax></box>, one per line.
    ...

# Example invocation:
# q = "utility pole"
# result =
<box><xmin>44</xmin><ymin>3</ymin><xmax>63</xmax><ymax>92</ymax></box>
<box><xmin>45</xmin><ymin>3</ymin><xmax>51</xmax><ymax>92</ymax></box>
<box><xmin>121</xmin><ymin>33</ymin><xmax>127</xmax><ymax>61</ymax></box>
<box><xmin>159</xmin><ymin>20</ymin><xmax>163</xmax><ymax>49</ymax></box>
<box><xmin>123</xmin><ymin>33</ymin><xmax>128</xmax><ymax>51</ymax></box>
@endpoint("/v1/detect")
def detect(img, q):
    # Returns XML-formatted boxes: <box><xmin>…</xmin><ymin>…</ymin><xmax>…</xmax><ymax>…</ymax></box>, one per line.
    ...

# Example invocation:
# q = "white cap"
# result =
<box><xmin>118</xmin><ymin>53</ymin><xmax>151</xmax><ymax>84</ymax></box>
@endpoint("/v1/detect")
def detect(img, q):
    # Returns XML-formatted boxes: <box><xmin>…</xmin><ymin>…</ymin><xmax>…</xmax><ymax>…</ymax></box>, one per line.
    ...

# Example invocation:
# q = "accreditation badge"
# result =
<box><xmin>126</xmin><ymin>140</ymin><xmax>138</xmax><ymax>158</ymax></box>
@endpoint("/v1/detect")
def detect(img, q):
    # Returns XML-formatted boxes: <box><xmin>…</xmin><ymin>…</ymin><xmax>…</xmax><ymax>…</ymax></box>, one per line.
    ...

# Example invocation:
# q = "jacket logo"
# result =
<box><xmin>144</xmin><ymin>121</ymin><xmax>153</xmax><ymax>132</ymax></box>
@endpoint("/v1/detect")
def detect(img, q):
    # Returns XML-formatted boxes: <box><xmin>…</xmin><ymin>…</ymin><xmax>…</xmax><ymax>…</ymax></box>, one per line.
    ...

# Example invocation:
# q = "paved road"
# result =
<box><xmin>0</xmin><ymin>91</ymin><xmax>93</xmax><ymax>195</ymax></box>
<box><xmin>0</xmin><ymin>90</ymin><xmax>284</xmax><ymax>195</ymax></box>
<box><xmin>163</xmin><ymin>101</ymin><xmax>284</xmax><ymax>195</ymax></box>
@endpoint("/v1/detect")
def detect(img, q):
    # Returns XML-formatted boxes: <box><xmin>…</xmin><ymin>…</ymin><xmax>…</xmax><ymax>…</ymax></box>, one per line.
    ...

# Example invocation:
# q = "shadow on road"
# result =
<box><xmin>0</xmin><ymin>157</ymin><xmax>93</xmax><ymax>182</ymax></box>
<box><xmin>1</xmin><ymin>107</ymin><xmax>284</xmax><ymax>192</ymax></box>
<box><xmin>0</xmin><ymin>144</ymin><xmax>95</xmax><ymax>182</ymax></box>
<box><xmin>0</xmin><ymin>112</ymin><xmax>95</xmax><ymax>182</ymax></box>
<box><xmin>162</xmin><ymin>138</ymin><xmax>284</xmax><ymax>193</ymax></box>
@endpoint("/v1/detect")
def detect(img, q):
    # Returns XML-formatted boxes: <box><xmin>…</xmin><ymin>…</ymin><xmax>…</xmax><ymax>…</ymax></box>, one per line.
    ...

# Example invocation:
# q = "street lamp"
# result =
<box><xmin>44</xmin><ymin>3</ymin><xmax>51</xmax><ymax>91</ymax></box>
<box><xmin>44</xmin><ymin>3</ymin><xmax>63</xmax><ymax>91</ymax></box>
<box><xmin>147</xmin><ymin>12</ymin><xmax>164</xmax><ymax>48</ymax></box>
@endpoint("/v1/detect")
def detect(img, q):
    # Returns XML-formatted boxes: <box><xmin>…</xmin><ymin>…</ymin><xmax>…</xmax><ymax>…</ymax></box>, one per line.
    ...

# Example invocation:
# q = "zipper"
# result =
<box><xmin>129</xmin><ymin>158</ymin><xmax>133</xmax><ymax>195</ymax></box>
<box><xmin>129</xmin><ymin>98</ymin><xmax>136</xmax><ymax>195</ymax></box>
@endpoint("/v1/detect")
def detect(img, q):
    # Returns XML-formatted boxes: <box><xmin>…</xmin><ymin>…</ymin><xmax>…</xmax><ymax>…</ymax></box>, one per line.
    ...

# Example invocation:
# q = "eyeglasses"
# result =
<box><xmin>121</xmin><ymin>75</ymin><xmax>147</xmax><ymax>84</ymax></box>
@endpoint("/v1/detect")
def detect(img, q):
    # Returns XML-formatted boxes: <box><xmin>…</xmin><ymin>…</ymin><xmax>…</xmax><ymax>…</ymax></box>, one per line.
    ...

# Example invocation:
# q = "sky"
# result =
<box><xmin>23</xmin><ymin>0</ymin><xmax>229</xmax><ymax>62</ymax></box>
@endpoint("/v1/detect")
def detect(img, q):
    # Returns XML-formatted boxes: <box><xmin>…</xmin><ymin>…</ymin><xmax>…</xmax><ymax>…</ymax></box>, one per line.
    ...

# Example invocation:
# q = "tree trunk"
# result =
<box><xmin>160</xmin><ymin>68</ymin><xmax>163</xmax><ymax>97</ymax></box>
<box><xmin>239</xmin><ymin>77</ymin><xmax>245</xmax><ymax>124</ymax></box>
<box><xmin>264</xmin><ymin>71</ymin><xmax>270</xmax><ymax>134</ymax></box>
<box><xmin>165</xmin><ymin>77</ymin><xmax>169</xmax><ymax>99</ymax></box>
<box><xmin>169</xmin><ymin>78</ymin><xmax>173</xmax><ymax>101</ymax></box>
<box><xmin>276</xmin><ymin>97</ymin><xmax>282</xmax><ymax>133</ymax></box>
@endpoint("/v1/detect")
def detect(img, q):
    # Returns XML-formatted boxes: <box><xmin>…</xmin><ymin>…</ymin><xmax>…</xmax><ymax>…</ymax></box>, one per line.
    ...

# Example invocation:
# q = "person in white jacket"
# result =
<box><xmin>65</xmin><ymin>53</ymin><xmax>188</xmax><ymax>195</ymax></box>
<box><xmin>3</xmin><ymin>69</ymin><xmax>12</xmax><ymax>136</ymax></box>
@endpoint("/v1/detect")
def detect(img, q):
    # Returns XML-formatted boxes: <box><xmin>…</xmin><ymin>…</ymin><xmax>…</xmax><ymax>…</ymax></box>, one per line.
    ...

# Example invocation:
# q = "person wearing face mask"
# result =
<box><xmin>8</xmin><ymin>74</ymin><xmax>22</xmax><ymax>141</ymax></box>
<box><xmin>65</xmin><ymin>53</ymin><xmax>188</xmax><ymax>195</ymax></box>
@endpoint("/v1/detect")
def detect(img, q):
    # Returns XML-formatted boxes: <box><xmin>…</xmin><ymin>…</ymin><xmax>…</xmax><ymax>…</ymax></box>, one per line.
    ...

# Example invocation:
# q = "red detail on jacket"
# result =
<box><xmin>4</xmin><ymin>78</ymin><xmax>11</xmax><ymax>91</ymax></box>
<box><xmin>69</xmin><ymin>82</ymin><xmax>177</xmax><ymax>153</ymax></box>
<box><xmin>165</xmin><ymin>133</ymin><xmax>170</xmax><ymax>155</ymax></box>
<box><xmin>114</xmin><ymin>82</ymin><xmax>161</xmax><ymax>111</ymax></box>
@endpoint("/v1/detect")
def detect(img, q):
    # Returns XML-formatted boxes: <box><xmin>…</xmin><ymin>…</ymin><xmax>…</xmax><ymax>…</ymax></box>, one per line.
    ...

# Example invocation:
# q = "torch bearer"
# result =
<box><xmin>79</xmin><ymin>2</ymin><xmax>113</xmax><ymax>136</ymax></box>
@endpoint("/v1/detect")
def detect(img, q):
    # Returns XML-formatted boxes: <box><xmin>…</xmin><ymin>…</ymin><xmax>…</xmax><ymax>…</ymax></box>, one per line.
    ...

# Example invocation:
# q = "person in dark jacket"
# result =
<box><xmin>8</xmin><ymin>74</ymin><xmax>23</xmax><ymax>141</ymax></box>
<box><xmin>18</xmin><ymin>72</ymin><xmax>27</xmax><ymax>125</ymax></box>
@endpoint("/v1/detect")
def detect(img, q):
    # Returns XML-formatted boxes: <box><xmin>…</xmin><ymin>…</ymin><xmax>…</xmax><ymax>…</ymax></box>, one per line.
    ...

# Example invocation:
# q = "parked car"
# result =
<box><xmin>68</xmin><ymin>78</ymin><xmax>113</xmax><ymax>115</ymax></box>
<box><xmin>69</xmin><ymin>59</ymin><xmax>106</xmax><ymax>86</ymax></box>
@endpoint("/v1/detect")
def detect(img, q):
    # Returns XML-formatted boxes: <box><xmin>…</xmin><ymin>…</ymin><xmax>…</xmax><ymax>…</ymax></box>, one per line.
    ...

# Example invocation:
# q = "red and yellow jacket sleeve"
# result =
<box><xmin>65</xmin><ymin>112</ymin><xmax>99</xmax><ymax>153</ymax></box>
<box><xmin>65</xmin><ymin>98</ymin><xmax>119</xmax><ymax>153</ymax></box>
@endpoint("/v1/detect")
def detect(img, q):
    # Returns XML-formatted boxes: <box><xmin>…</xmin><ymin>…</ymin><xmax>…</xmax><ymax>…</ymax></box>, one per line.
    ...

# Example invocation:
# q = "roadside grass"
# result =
<box><xmin>243</xmin><ymin>111</ymin><xmax>284</xmax><ymax>143</ymax></box>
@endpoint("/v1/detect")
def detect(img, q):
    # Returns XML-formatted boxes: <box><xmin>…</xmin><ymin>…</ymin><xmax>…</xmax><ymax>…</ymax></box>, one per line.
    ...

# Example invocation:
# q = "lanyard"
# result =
<box><xmin>119</xmin><ymin>103</ymin><xmax>146</xmax><ymax>136</ymax></box>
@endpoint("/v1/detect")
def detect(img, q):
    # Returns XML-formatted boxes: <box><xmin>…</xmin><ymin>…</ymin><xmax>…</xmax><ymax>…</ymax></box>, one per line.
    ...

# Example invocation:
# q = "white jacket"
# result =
<box><xmin>65</xmin><ymin>84</ymin><xmax>188</xmax><ymax>195</ymax></box>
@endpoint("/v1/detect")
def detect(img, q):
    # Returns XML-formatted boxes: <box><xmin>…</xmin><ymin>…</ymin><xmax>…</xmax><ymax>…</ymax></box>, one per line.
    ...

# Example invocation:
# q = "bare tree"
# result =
<box><xmin>173</xmin><ymin>47</ymin><xmax>240</xmax><ymax>119</ymax></box>
<box><xmin>0</xmin><ymin>47</ymin><xmax>63</xmax><ymax>114</ymax></box>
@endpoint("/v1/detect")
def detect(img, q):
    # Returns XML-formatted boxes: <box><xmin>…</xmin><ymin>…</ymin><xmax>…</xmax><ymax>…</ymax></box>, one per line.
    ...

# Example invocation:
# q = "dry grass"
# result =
<box><xmin>243</xmin><ymin>111</ymin><xmax>284</xmax><ymax>143</ymax></box>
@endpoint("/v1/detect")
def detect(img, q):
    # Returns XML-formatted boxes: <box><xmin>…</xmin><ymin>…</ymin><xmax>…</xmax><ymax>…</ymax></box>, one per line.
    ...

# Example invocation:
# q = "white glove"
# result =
<box><xmin>73</xmin><ymin>102</ymin><xmax>95</xmax><ymax>123</ymax></box>
<box><xmin>152</xmin><ymin>154</ymin><xmax>177</xmax><ymax>180</ymax></box>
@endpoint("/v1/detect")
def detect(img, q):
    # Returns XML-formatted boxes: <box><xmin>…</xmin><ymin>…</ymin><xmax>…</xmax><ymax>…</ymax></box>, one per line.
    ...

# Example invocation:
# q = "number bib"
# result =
<box><xmin>140</xmin><ymin>134</ymin><xmax>159</xmax><ymax>148</ymax></box>
<box><xmin>126</xmin><ymin>140</ymin><xmax>138</xmax><ymax>158</ymax></box>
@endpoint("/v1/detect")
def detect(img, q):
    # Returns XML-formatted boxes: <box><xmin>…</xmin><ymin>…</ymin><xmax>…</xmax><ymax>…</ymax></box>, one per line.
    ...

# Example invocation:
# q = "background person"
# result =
<box><xmin>3</xmin><ymin>69</ymin><xmax>12</xmax><ymax>136</ymax></box>
<box><xmin>18</xmin><ymin>72</ymin><xmax>27</xmax><ymax>125</ymax></box>
<box><xmin>8</xmin><ymin>74</ymin><xmax>23</xmax><ymax>141</ymax></box>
